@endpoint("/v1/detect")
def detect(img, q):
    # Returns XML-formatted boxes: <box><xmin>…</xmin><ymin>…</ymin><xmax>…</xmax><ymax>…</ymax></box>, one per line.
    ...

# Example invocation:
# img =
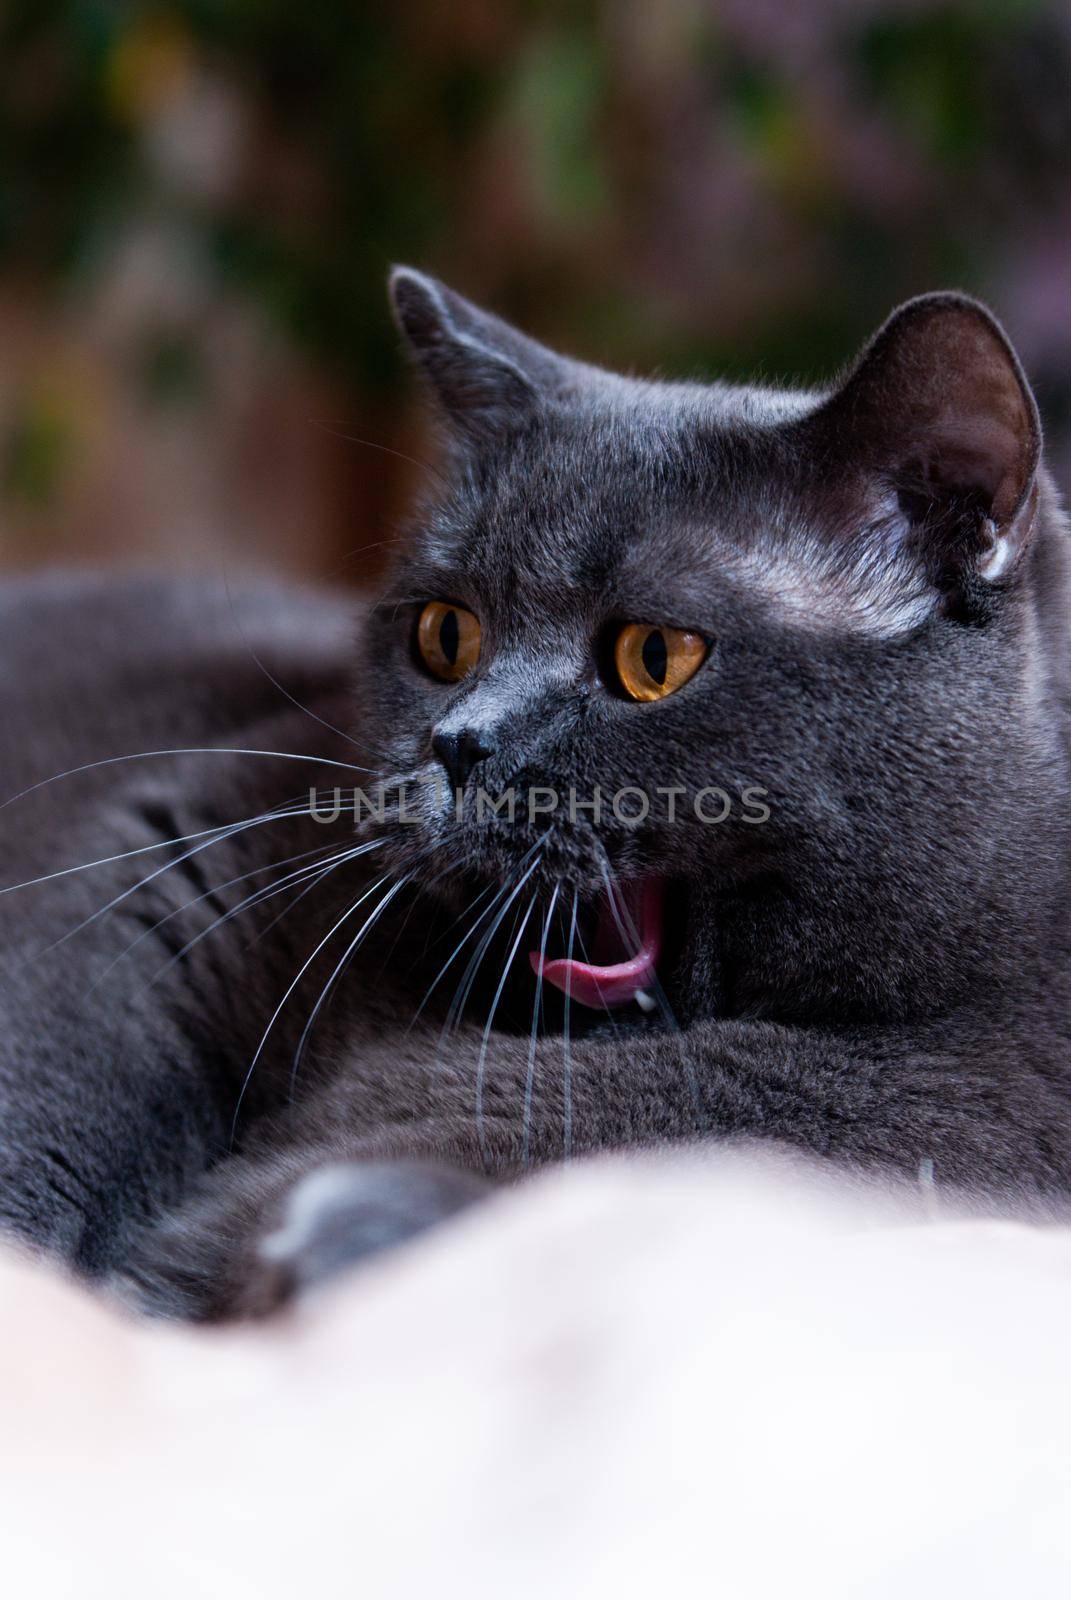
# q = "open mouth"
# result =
<box><xmin>529</xmin><ymin>877</ymin><xmax>664</xmax><ymax>1012</ymax></box>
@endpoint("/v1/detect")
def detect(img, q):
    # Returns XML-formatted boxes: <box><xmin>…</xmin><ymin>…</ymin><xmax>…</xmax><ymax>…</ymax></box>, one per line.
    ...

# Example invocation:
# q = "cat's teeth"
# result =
<box><xmin>635</xmin><ymin>989</ymin><xmax>656</xmax><ymax>1014</ymax></box>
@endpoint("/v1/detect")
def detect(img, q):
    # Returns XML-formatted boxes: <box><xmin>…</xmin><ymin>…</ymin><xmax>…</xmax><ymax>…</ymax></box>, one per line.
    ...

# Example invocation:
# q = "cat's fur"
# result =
<box><xmin>2</xmin><ymin>270</ymin><xmax>1071</xmax><ymax>1319</ymax></box>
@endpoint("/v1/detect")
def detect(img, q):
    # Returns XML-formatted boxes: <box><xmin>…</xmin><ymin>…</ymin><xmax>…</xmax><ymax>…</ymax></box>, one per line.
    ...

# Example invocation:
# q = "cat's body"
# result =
<box><xmin>3</xmin><ymin>273</ymin><xmax>1071</xmax><ymax>1318</ymax></box>
<box><xmin>0</xmin><ymin>574</ymin><xmax>363</xmax><ymax>1272</ymax></box>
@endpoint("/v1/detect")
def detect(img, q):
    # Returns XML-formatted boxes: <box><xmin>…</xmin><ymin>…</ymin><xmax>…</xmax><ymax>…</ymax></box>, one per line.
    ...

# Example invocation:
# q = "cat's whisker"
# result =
<box><xmin>408</xmin><ymin>882</ymin><xmax>506</xmax><ymax>1033</ymax></box>
<box><xmin>229</xmin><ymin>871</ymin><xmax>396</xmax><ymax>1145</ymax></box>
<box><xmin>0</xmin><ymin>744</ymin><xmax>378</xmax><ymax>816</ymax></box>
<box><xmin>523</xmin><ymin>881</ymin><xmax>559</xmax><ymax>1167</ymax></box>
<box><xmin>26</xmin><ymin>800</ymin><xmax>367</xmax><ymax>961</ymax></box>
<box><xmin>570</xmin><ymin>912</ymin><xmax>625</xmax><ymax>1045</ymax></box>
<box><xmin>476</xmin><ymin>888</ymin><xmax>539</xmax><ymax>1167</ymax></box>
<box><xmin>86</xmin><ymin>835</ymin><xmax>355</xmax><ymax>992</ymax></box>
<box><xmin>401</xmin><ymin>880</ymin><xmax>497</xmax><ymax>1016</ymax></box>
<box><xmin>563</xmin><ymin>885</ymin><xmax>578</xmax><ymax>1160</ymax></box>
<box><xmin>441</xmin><ymin>838</ymin><xmax>549</xmax><ymax>1040</ymax></box>
<box><xmin>441</xmin><ymin>888</ymin><xmax>518</xmax><ymax>1042</ymax></box>
<box><xmin>145</xmin><ymin>839</ymin><xmax>387</xmax><ymax>992</ymax></box>
<box><xmin>362</xmin><ymin>857</ymin><xmax>456</xmax><ymax>991</ymax></box>
<box><xmin>411</xmin><ymin>836</ymin><xmax>548</xmax><ymax>1032</ymax></box>
<box><xmin>221</xmin><ymin>569</ymin><xmax>395</xmax><ymax>767</ymax></box>
<box><xmin>177</xmin><ymin>822</ymin><xmax>408</xmax><ymax>982</ymax></box>
<box><xmin>328</xmin><ymin>534</ymin><xmax>416</xmax><ymax>580</ymax></box>
<box><xmin>0</xmin><ymin>794</ymin><xmax>316</xmax><ymax>898</ymax></box>
<box><xmin>305</xmin><ymin>418</ymin><xmax>448</xmax><ymax>492</ymax></box>
<box><xmin>244</xmin><ymin>847</ymin><xmax>360</xmax><ymax>950</ymax></box>
<box><xmin>600</xmin><ymin>860</ymin><xmax>707</xmax><ymax>1122</ymax></box>
<box><xmin>599</xmin><ymin>857</ymin><xmax>679</xmax><ymax>1032</ymax></box>
<box><xmin>288</xmin><ymin>872</ymin><xmax>414</xmax><ymax>1101</ymax></box>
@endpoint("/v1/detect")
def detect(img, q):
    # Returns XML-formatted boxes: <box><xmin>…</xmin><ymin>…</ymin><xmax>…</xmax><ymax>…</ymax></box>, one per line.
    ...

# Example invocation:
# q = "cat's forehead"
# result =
<box><xmin>437</xmin><ymin>389</ymin><xmax>787</xmax><ymax>578</ymax></box>
<box><xmin>415</xmin><ymin>390</ymin><xmax>933</xmax><ymax>640</ymax></box>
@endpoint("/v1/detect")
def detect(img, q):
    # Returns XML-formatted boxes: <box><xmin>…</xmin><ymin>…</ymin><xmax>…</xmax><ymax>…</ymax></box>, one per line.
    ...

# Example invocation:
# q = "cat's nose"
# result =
<box><xmin>432</xmin><ymin>726</ymin><xmax>495</xmax><ymax>792</ymax></box>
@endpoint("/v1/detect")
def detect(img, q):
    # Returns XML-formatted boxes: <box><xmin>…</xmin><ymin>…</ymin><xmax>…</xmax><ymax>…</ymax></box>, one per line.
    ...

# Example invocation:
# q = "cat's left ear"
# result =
<box><xmin>811</xmin><ymin>292</ymin><xmax>1041</xmax><ymax>585</ymax></box>
<box><xmin>389</xmin><ymin>267</ymin><xmax>576</xmax><ymax>445</ymax></box>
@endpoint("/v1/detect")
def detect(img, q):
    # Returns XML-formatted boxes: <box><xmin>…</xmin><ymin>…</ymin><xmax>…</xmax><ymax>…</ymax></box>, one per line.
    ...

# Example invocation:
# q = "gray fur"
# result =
<box><xmin>2</xmin><ymin>272</ymin><xmax>1070</xmax><ymax>1319</ymax></box>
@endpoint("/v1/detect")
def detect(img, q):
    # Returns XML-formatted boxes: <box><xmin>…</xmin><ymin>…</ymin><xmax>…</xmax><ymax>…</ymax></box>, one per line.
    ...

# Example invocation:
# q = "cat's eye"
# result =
<box><xmin>417</xmin><ymin>601</ymin><xmax>482</xmax><ymax>682</ymax></box>
<box><xmin>613</xmin><ymin>622</ymin><xmax>708</xmax><ymax>702</ymax></box>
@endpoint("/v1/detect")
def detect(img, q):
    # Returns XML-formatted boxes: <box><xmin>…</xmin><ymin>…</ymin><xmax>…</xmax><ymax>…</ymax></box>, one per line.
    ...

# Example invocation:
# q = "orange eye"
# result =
<box><xmin>613</xmin><ymin>622</ymin><xmax>708</xmax><ymax>702</ymax></box>
<box><xmin>417</xmin><ymin>601</ymin><xmax>482</xmax><ymax>682</ymax></box>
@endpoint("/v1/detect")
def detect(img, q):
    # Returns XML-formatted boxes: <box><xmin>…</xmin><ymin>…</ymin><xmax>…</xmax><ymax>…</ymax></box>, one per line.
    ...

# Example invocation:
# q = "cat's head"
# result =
<box><xmin>357</xmin><ymin>268</ymin><xmax>1063</xmax><ymax>1027</ymax></box>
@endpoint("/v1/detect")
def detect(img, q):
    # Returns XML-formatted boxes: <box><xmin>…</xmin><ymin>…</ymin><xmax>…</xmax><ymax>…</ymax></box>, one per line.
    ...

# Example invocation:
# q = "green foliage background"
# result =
<box><xmin>1</xmin><ymin>1</ymin><xmax>1069</xmax><ymax>573</ymax></box>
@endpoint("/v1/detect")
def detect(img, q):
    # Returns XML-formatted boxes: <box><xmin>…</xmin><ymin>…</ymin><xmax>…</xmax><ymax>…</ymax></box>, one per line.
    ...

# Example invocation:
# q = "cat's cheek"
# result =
<box><xmin>669</xmin><ymin>883</ymin><xmax>722</xmax><ymax>1023</ymax></box>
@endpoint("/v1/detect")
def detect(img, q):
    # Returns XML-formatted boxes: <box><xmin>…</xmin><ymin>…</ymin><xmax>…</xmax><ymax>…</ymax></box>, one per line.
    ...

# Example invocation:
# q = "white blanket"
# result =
<box><xmin>2</xmin><ymin>1149</ymin><xmax>1069</xmax><ymax>1597</ymax></box>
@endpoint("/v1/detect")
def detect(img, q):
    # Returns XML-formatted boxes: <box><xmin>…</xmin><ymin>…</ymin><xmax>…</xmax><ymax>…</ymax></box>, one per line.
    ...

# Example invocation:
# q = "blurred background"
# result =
<box><xmin>1</xmin><ymin>0</ymin><xmax>1069</xmax><ymax>588</ymax></box>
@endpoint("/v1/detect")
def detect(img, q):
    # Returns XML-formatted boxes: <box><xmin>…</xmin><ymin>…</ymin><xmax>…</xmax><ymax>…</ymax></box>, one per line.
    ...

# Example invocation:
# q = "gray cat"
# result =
<box><xmin>2</xmin><ymin>268</ymin><xmax>1069</xmax><ymax>1319</ymax></box>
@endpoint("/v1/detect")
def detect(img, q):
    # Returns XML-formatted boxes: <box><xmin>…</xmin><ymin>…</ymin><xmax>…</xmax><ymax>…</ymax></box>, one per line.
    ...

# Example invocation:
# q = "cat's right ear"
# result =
<box><xmin>806</xmin><ymin>293</ymin><xmax>1042</xmax><ymax>590</ymax></box>
<box><xmin>389</xmin><ymin>267</ymin><xmax>573</xmax><ymax>444</ymax></box>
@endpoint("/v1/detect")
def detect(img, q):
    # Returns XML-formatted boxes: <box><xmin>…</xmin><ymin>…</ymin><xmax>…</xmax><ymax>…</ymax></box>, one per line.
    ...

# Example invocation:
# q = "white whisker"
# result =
<box><xmin>0</xmin><ymin>744</ymin><xmax>377</xmax><ymax>814</ymax></box>
<box><xmin>0</xmin><ymin>800</ymin><xmax>307</xmax><ymax>902</ymax></box>
<box><xmin>405</xmin><ymin>881</ymin><xmax>499</xmax><ymax>1031</ymax></box>
<box><xmin>410</xmin><ymin>838</ymin><xmax>550</xmax><ymax>1033</ymax></box>
<box><xmin>229</xmin><ymin>872</ymin><xmax>394</xmax><ymax>1144</ymax></box>
<box><xmin>563</xmin><ymin>885</ymin><xmax>578</xmax><ymax>1159</ymax></box>
<box><xmin>599</xmin><ymin>857</ymin><xmax>679</xmax><ymax>1031</ymax></box>
<box><xmin>600</xmin><ymin>860</ymin><xmax>705</xmax><ymax>1120</ymax></box>
<box><xmin>147</xmin><ymin>840</ymin><xmax>386</xmax><ymax>991</ymax></box>
<box><xmin>442</xmin><ymin>842</ymin><xmax>547</xmax><ymax>1040</ymax></box>
<box><xmin>245</xmin><ymin>849</ymin><xmax>359</xmax><ymax>949</ymax></box>
<box><xmin>523</xmin><ymin>882</ymin><xmax>558</xmax><ymax>1166</ymax></box>
<box><xmin>288</xmin><ymin>873</ymin><xmax>413</xmax><ymax>1099</ymax></box>
<box><xmin>476</xmin><ymin>888</ymin><xmax>539</xmax><ymax>1168</ymax></box>
<box><xmin>29</xmin><ymin>801</ymin><xmax>356</xmax><ymax>960</ymax></box>
<box><xmin>86</xmin><ymin>836</ymin><xmax>353</xmax><ymax>990</ymax></box>
<box><xmin>222</xmin><ymin>568</ymin><xmax>394</xmax><ymax>766</ymax></box>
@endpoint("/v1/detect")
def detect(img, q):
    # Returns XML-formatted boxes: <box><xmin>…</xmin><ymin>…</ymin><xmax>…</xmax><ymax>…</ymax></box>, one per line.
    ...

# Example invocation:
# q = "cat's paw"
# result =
<box><xmin>114</xmin><ymin>1158</ymin><xmax>489</xmax><ymax>1322</ymax></box>
<box><xmin>257</xmin><ymin>1159</ymin><xmax>490</xmax><ymax>1302</ymax></box>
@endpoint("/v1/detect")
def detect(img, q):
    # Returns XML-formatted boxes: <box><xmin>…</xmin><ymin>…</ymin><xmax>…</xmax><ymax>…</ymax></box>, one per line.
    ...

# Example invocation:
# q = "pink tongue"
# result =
<box><xmin>529</xmin><ymin>879</ymin><xmax>664</xmax><ymax>1010</ymax></box>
